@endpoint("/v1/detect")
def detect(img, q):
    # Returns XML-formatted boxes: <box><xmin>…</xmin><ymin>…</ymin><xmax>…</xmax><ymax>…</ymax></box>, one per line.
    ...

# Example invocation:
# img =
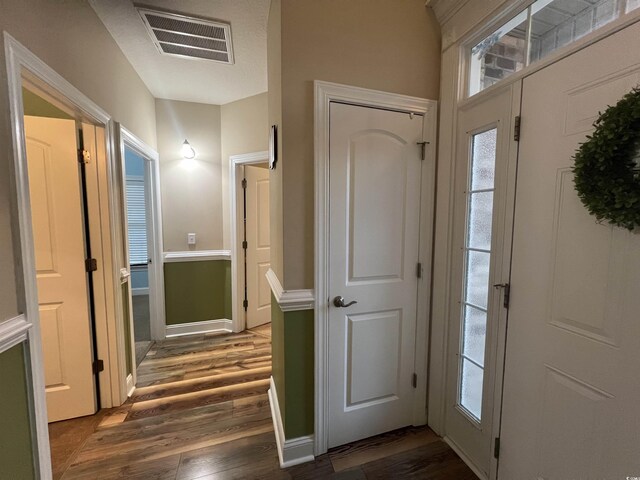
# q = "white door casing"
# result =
<box><xmin>444</xmin><ymin>84</ymin><xmax>521</xmax><ymax>478</ymax></box>
<box><xmin>25</xmin><ymin>116</ymin><xmax>97</xmax><ymax>422</ymax></box>
<box><xmin>245</xmin><ymin>165</ymin><xmax>271</xmax><ymax>329</ymax></box>
<box><xmin>327</xmin><ymin>102</ymin><xmax>423</xmax><ymax>448</ymax></box>
<box><xmin>499</xmin><ymin>22</ymin><xmax>640</xmax><ymax>479</ymax></box>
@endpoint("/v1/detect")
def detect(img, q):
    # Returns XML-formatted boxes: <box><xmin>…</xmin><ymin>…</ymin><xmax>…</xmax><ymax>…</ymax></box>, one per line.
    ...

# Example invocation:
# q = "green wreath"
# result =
<box><xmin>572</xmin><ymin>87</ymin><xmax>640</xmax><ymax>231</ymax></box>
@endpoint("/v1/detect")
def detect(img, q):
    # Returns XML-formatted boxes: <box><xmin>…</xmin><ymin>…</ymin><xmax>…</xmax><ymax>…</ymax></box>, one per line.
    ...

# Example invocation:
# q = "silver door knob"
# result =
<box><xmin>333</xmin><ymin>296</ymin><xmax>357</xmax><ymax>308</ymax></box>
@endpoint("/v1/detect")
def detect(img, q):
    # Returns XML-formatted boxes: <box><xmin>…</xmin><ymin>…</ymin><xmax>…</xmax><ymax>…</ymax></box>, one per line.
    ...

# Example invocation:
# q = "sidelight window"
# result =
<box><xmin>458</xmin><ymin>128</ymin><xmax>498</xmax><ymax>421</ymax></box>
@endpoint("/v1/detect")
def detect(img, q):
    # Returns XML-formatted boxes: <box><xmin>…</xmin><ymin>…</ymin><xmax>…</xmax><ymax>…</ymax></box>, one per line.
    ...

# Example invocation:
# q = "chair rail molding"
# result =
<box><xmin>163</xmin><ymin>250</ymin><xmax>231</xmax><ymax>263</ymax></box>
<box><xmin>265</xmin><ymin>269</ymin><xmax>315</xmax><ymax>312</ymax></box>
<box><xmin>0</xmin><ymin>315</ymin><xmax>31</xmax><ymax>354</ymax></box>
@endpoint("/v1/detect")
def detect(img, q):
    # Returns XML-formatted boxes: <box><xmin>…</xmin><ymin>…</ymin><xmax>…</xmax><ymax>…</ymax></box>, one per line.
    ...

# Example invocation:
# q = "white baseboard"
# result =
<box><xmin>126</xmin><ymin>373</ymin><xmax>135</xmax><ymax>397</ymax></box>
<box><xmin>132</xmin><ymin>287</ymin><xmax>149</xmax><ymax>296</ymax></box>
<box><xmin>268</xmin><ymin>376</ymin><xmax>315</xmax><ymax>468</ymax></box>
<box><xmin>443</xmin><ymin>435</ymin><xmax>488</xmax><ymax>480</ymax></box>
<box><xmin>165</xmin><ymin>318</ymin><xmax>232</xmax><ymax>338</ymax></box>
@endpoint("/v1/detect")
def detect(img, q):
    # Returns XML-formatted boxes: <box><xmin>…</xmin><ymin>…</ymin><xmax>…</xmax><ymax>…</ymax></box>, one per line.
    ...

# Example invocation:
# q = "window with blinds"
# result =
<box><xmin>126</xmin><ymin>176</ymin><xmax>148</xmax><ymax>265</ymax></box>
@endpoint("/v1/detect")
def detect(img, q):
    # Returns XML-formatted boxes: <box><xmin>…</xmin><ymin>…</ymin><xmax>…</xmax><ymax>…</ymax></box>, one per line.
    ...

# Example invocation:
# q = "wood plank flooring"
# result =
<box><xmin>51</xmin><ymin>325</ymin><xmax>476</xmax><ymax>479</ymax></box>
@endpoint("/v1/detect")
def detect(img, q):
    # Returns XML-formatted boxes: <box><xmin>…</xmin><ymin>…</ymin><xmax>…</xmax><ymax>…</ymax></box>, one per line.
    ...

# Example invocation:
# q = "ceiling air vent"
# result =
<box><xmin>137</xmin><ymin>8</ymin><xmax>234</xmax><ymax>64</ymax></box>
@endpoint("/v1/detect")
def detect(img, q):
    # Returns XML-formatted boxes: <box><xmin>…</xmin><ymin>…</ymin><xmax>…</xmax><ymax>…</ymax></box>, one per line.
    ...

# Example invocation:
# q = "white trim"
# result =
<box><xmin>126</xmin><ymin>373</ymin><xmax>135</xmax><ymax>397</ymax></box>
<box><xmin>0</xmin><ymin>315</ymin><xmax>31</xmax><ymax>354</ymax></box>
<box><xmin>444</xmin><ymin>436</ymin><xmax>488</xmax><ymax>480</ymax></box>
<box><xmin>163</xmin><ymin>250</ymin><xmax>231</xmax><ymax>262</ymax></box>
<box><xmin>229</xmin><ymin>151</ymin><xmax>270</xmax><ymax>333</ymax></box>
<box><xmin>132</xmin><ymin>288</ymin><xmax>149</xmax><ymax>296</ymax></box>
<box><xmin>4</xmin><ymin>32</ymin><xmax>129</xmax><ymax>479</ymax></box>
<box><xmin>165</xmin><ymin>319</ymin><xmax>232</xmax><ymax>338</ymax></box>
<box><xmin>313</xmin><ymin>80</ymin><xmax>437</xmax><ymax>455</ymax></box>
<box><xmin>265</xmin><ymin>268</ymin><xmax>315</xmax><ymax>312</ymax></box>
<box><xmin>268</xmin><ymin>377</ymin><xmax>315</xmax><ymax>468</ymax></box>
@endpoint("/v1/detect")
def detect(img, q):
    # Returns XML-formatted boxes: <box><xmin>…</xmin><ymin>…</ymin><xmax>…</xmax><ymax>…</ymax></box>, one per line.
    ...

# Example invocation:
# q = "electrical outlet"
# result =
<box><xmin>187</xmin><ymin>233</ymin><xmax>196</xmax><ymax>245</ymax></box>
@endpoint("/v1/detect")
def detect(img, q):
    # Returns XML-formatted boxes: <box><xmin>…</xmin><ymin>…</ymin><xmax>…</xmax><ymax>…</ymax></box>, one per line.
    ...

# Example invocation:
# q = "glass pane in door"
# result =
<box><xmin>458</xmin><ymin>127</ymin><xmax>498</xmax><ymax>421</ymax></box>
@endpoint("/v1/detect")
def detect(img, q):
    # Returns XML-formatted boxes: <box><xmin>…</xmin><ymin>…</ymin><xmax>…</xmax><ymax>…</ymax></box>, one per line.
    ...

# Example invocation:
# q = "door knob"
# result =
<box><xmin>333</xmin><ymin>296</ymin><xmax>357</xmax><ymax>308</ymax></box>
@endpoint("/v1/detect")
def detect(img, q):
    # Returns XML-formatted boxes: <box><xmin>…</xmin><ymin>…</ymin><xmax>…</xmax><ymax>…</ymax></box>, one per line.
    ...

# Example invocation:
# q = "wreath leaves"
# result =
<box><xmin>572</xmin><ymin>87</ymin><xmax>640</xmax><ymax>231</ymax></box>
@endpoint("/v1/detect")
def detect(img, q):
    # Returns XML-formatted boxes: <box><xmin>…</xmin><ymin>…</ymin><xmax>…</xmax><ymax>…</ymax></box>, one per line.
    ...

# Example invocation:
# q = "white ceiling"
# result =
<box><xmin>90</xmin><ymin>0</ymin><xmax>270</xmax><ymax>105</ymax></box>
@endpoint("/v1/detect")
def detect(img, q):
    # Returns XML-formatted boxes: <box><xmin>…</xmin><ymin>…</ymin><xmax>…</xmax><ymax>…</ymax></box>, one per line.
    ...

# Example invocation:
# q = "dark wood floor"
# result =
<box><xmin>50</xmin><ymin>325</ymin><xmax>477</xmax><ymax>479</ymax></box>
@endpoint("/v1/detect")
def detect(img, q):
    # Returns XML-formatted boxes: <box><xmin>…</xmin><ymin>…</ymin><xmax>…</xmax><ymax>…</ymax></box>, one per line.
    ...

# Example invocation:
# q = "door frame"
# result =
<box><xmin>229</xmin><ymin>151</ymin><xmax>270</xmax><ymax>333</ymax></box>
<box><xmin>4</xmin><ymin>32</ymin><xmax>130</xmax><ymax>478</ymax></box>
<box><xmin>313</xmin><ymin>80</ymin><xmax>438</xmax><ymax>455</ymax></box>
<box><xmin>118</xmin><ymin>126</ymin><xmax>165</xmax><ymax>370</ymax></box>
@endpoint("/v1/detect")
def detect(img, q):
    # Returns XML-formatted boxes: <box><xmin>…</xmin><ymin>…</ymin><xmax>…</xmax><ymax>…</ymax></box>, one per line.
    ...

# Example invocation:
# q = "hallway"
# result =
<box><xmin>50</xmin><ymin>328</ymin><xmax>476</xmax><ymax>479</ymax></box>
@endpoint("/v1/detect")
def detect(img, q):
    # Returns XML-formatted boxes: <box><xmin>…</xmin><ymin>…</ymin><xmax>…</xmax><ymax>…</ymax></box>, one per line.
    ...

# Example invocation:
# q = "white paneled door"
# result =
<box><xmin>245</xmin><ymin>165</ymin><xmax>271</xmax><ymax>328</ymax></box>
<box><xmin>25</xmin><ymin>116</ymin><xmax>96</xmax><ymax>422</ymax></box>
<box><xmin>327</xmin><ymin>102</ymin><xmax>423</xmax><ymax>448</ymax></box>
<box><xmin>499</xmin><ymin>22</ymin><xmax>640</xmax><ymax>478</ymax></box>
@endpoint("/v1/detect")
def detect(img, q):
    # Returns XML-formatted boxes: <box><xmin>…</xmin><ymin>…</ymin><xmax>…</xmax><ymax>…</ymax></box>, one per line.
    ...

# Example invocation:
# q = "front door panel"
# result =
<box><xmin>499</xmin><ymin>22</ymin><xmax>640</xmax><ymax>478</ymax></box>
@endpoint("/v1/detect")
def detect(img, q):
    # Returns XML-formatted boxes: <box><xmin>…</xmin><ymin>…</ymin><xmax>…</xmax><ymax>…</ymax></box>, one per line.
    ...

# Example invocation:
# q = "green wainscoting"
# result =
<box><xmin>164</xmin><ymin>260</ymin><xmax>232</xmax><ymax>325</ymax></box>
<box><xmin>271</xmin><ymin>296</ymin><xmax>314</xmax><ymax>439</ymax></box>
<box><xmin>0</xmin><ymin>342</ymin><xmax>36</xmax><ymax>479</ymax></box>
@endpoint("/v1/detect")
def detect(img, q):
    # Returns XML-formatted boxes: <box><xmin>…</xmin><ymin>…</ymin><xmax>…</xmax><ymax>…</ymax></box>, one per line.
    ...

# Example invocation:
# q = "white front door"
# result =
<box><xmin>327</xmin><ymin>102</ymin><xmax>423</xmax><ymax>448</ymax></box>
<box><xmin>499</xmin><ymin>22</ymin><xmax>640</xmax><ymax>479</ymax></box>
<box><xmin>25</xmin><ymin>116</ymin><xmax>97</xmax><ymax>422</ymax></box>
<box><xmin>245</xmin><ymin>165</ymin><xmax>271</xmax><ymax>329</ymax></box>
<box><xmin>444</xmin><ymin>84</ymin><xmax>521</xmax><ymax>476</ymax></box>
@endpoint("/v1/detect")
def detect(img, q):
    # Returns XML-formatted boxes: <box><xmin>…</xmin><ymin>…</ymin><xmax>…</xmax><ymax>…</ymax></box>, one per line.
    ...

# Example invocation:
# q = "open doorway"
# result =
<box><xmin>23</xmin><ymin>90</ymin><xmax>100</xmax><ymax>423</ymax></box>
<box><xmin>5</xmin><ymin>35</ymin><xmax>132</xmax><ymax>478</ymax></box>
<box><xmin>230</xmin><ymin>152</ymin><xmax>271</xmax><ymax>335</ymax></box>
<box><xmin>119</xmin><ymin>129</ymin><xmax>164</xmax><ymax>370</ymax></box>
<box><xmin>124</xmin><ymin>148</ymin><xmax>152</xmax><ymax>365</ymax></box>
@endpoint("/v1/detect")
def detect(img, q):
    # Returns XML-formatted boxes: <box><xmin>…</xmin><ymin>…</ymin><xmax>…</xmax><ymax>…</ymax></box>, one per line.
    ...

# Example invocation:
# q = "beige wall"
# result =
<box><xmin>221</xmin><ymin>92</ymin><xmax>269</xmax><ymax>249</ymax></box>
<box><xmin>268</xmin><ymin>0</ymin><xmax>284</xmax><ymax>282</ymax></box>
<box><xmin>0</xmin><ymin>0</ymin><xmax>156</xmax><ymax>321</ymax></box>
<box><xmin>156</xmin><ymin>99</ymin><xmax>223</xmax><ymax>252</ymax></box>
<box><xmin>278</xmin><ymin>0</ymin><xmax>442</xmax><ymax>289</ymax></box>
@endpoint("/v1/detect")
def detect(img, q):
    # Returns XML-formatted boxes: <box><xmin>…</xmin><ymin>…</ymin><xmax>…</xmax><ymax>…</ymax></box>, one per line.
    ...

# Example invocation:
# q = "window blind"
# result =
<box><xmin>126</xmin><ymin>177</ymin><xmax>148</xmax><ymax>265</ymax></box>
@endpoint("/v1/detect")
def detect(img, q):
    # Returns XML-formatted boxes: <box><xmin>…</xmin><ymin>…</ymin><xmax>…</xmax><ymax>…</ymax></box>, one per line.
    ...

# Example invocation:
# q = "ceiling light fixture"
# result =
<box><xmin>181</xmin><ymin>139</ymin><xmax>196</xmax><ymax>159</ymax></box>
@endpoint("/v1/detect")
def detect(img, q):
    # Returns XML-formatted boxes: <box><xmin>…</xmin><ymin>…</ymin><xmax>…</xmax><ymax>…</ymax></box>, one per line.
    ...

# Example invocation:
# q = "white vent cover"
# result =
<box><xmin>137</xmin><ymin>8</ymin><xmax>234</xmax><ymax>64</ymax></box>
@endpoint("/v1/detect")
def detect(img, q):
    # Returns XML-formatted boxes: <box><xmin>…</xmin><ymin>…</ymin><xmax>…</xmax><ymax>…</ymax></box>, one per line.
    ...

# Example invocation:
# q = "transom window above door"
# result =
<box><xmin>468</xmin><ymin>0</ymin><xmax>640</xmax><ymax>96</ymax></box>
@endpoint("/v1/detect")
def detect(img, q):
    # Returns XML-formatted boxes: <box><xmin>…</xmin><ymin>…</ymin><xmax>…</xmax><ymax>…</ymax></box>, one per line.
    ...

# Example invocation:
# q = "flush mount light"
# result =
<box><xmin>181</xmin><ymin>139</ymin><xmax>196</xmax><ymax>159</ymax></box>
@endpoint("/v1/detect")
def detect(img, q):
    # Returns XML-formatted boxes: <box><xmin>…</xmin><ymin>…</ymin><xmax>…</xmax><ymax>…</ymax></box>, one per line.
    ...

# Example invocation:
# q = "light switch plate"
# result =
<box><xmin>187</xmin><ymin>233</ymin><xmax>196</xmax><ymax>245</ymax></box>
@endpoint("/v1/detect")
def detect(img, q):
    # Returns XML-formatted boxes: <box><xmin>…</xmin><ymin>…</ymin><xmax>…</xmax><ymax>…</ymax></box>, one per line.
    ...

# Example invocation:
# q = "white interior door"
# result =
<box><xmin>25</xmin><ymin>116</ymin><xmax>96</xmax><ymax>422</ymax></box>
<box><xmin>245</xmin><ymin>165</ymin><xmax>271</xmax><ymax>329</ymax></box>
<box><xmin>444</xmin><ymin>85</ymin><xmax>521</xmax><ymax>477</ymax></box>
<box><xmin>327</xmin><ymin>102</ymin><xmax>423</xmax><ymax>448</ymax></box>
<box><xmin>499</xmin><ymin>22</ymin><xmax>640</xmax><ymax>479</ymax></box>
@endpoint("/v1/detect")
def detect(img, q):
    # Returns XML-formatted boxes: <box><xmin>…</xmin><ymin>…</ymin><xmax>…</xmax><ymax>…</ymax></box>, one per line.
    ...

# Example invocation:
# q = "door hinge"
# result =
<box><xmin>416</xmin><ymin>141</ymin><xmax>429</xmax><ymax>160</ymax></box>
<box><xmin>513</xmin><ymin>116</ymin><xmax>521</xmax><ymax>142</ymax></box>
<box><xmin>416</xmin><ymin>262</ymin><xmax>422</xmax><ymax>279</ymax></box>
<box><xmin>493</xmin><ymin>283</ymin><xmax>510</xmax><ymax>308</ymax></box>
<box><xmin>77</xmin><ymin>149</ymin><xmax>90</xmax><ymax>164</ymax></box>
<box><xmin>494</xmin><ymin>437</ymin><xmax>501</xmax><ymax>459</ymax></box>
<box><xmin>92</xmin><ymin>359</ymin><xmax>104</xmax><ymax>374</ymax></box>
<box><xmin>85</xmin><ymin>258</ymin><xmax>98</xmax><ymax>272</ymax></box>
<box><xmin>243</xmin><ymin>299</ymin><xmax>248</xmax><ymax>311</ymax></box>
<box><xmin>241</xmin><ymin>178</ymin><xmax>247</xmax><ymax>189</ymax></box>
<box><xmin>412</xmin><ymin>373</ymin><xmax>417</xmax><ymax>388</ymax></box>
<box><xmin>242</xmin><ymin>240</ymin><xmax>248</xmax><ymax>250</ymax></box>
